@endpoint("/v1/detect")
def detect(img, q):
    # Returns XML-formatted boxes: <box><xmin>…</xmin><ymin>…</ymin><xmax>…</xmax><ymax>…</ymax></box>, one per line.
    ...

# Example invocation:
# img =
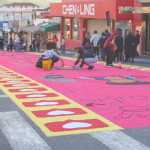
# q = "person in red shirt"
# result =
<box><xmin>47</xmin><ymin>35</ymin><xmax>58</xmax><ymax>52</ymax></box>
<box><xmin>103</xmin><ymin>30</ymin><xmax>120</xmax><ymax>67</ymax></box>
<box><xmin>47</xmin><ymin>35</ymin><xmax>58</xmax><ymax>44</ymax></box>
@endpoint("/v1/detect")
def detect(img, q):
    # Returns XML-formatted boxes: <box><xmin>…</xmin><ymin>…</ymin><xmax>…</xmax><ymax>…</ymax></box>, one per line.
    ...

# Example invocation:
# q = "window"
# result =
<box><xmin>72</xmin><ymin>18</ymin><xmax>80</xmax><ymax>40</ymax></box>
<box><xmin>64</xmin><ymin>18</ymin><xmax>70</xmax><ymax>39</ymax></box>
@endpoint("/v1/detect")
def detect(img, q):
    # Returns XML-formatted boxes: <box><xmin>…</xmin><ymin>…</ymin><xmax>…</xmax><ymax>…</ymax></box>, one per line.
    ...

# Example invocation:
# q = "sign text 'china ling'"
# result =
<box><xmin>63</xmin><ymin>4</ymin><xmax>95</xmax><ymax>16</ymax></box>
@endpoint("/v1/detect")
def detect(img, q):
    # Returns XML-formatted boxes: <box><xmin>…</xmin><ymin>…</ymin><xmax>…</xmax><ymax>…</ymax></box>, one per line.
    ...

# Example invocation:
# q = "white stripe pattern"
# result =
<box><xmin>90</xmin><ymin>130</ymin><xmax>150</xmax><ymax>150</ymax></box>
<box><xmin>0</xmin><ymin>95</ymin><xmax>9</xmax><ymax>98</ymax></box>
<box><xmin>0</xmin><ymin>111</ymin><xmax>52</xmax><ymax>150</ymax></box>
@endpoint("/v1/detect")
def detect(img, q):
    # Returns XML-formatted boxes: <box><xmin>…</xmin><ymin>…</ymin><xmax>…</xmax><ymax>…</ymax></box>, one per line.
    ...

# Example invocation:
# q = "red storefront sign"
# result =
<box><xmin>50</xmin><ymin>0</ymin><xmax>134</xmax><ymax>20</ymax></box>
<box><xmin>41</xmin><ymin>12</ymin><xmax>51</xmax><ymax>19</ymax></box>
<box><xmin>50</xmin><ymin>0</ymin><xmax>116</xmax><ymax>19</ymax></box>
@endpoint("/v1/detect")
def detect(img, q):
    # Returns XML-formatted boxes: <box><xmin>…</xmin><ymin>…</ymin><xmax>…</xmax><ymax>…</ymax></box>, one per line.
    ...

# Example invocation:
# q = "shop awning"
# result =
<box><xmin>39</xmin><ymin>23</ymin><xmax>60</xmax><ymax>31</ymax></box>
<box><xmin>21</xmin><ymin>26</ymin><xmax>37</xmax><ymax>33</ymax></box>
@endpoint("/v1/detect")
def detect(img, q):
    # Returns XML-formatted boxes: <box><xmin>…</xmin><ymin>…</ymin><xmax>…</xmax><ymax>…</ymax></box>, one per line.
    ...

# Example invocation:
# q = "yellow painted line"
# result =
<box><xmin>0</xmin><ymin>65</ymin><xmax>122</xmax><ymax>136</ymax></box>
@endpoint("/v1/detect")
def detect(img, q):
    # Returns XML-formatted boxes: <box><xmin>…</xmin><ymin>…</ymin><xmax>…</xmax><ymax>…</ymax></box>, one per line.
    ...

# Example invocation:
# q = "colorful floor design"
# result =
<box><xmin>0</xmin><ymin>65</ymin><xmax>121</xmax><ymax>136</ymax></box>
<box><xmin>76</xmin><ymin>75</ymin><xmax>150</xmax><ymax>85</ymax></box>
<box><xmin>0</xmin><ymin>51</ymin><xmax>150</xmax><ymax>136</ymax></box>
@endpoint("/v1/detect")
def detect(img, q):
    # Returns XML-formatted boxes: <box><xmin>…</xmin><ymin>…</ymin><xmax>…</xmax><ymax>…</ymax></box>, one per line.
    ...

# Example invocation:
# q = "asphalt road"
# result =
<box><xmin>0</xmin><ymin>90</ymin><xmax>150</xmax><ymax>150</ymax></box>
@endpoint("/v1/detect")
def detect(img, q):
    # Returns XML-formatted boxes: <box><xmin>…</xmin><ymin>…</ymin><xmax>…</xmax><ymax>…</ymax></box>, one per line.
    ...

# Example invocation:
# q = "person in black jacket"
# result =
<box><xmin>73</xmin><ymin>47</ymin><xmax>98</xmax><ymax>70</ymax></box>
<box><xmin>0</xmin><ymin>36</ymin><xmax>4</xmax><ymax>50</ymax></box>
<box><xmin>135</xmin><ymin>30</ymin><xmax>140</xmax><ymax>56</ymax></box>
<box><xmin>115</xmin><ymin>32</ymin><xmax>123</xmax><ymax>62</ymax></box>
<box><xmin>124</xmin><ymin>30</ymin><xmax>136</xmax><ymax>63</ymax></box>
<box><xmin>98</xmin><ymin>32</ymin><xmax>107</xmax><ymax>61</ymax></box>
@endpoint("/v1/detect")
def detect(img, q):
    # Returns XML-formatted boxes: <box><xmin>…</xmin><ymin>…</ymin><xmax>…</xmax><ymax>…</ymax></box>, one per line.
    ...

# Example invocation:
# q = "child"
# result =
<box><xmin>22</xmin><ymin>44</ymin><xmax>28</xmax><ymax>51</ymax></box>
<box><xmin>61</xmin><ymin>36</ymin><xmax>65</xmax><ymax>53</ymax></box>
<box><xmin>36</xmin><ymin>50</ymin><xmax>64</xmax><ymax>68</ymax></box>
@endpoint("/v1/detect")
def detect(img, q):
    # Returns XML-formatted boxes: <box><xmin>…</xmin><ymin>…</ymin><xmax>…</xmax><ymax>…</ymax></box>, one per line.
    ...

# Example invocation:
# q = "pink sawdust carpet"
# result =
<box><xmin>0</xmin><ymin>51</ymin><xmax>150</xmax><ymax>129</ymax></box>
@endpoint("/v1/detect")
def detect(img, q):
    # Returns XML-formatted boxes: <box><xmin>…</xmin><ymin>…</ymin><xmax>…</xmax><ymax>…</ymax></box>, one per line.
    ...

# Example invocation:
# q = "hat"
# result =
<box><xmin>113</xmin><ymin>30</ymin><xmax>120</xmax><ymax>35</ymax></box>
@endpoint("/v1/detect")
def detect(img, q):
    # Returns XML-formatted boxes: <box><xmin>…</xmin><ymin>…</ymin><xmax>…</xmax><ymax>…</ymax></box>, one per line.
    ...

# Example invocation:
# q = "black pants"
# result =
<box><xmin>93</xmin><ymin>47</ymin><xmax>99</xmax><ymax>55</ymax></box>
<box><xmin>51</xmin><ymin>57</ymin><xmax>59</xmax><ymax>65</ymax></box>
<box><xmin>118</xmin><ymin>52</ymin><xmax>123</xmax><ymax>62</ymax></box>
<box><xmin>106</xmin><ymin>46</ymin><xmax>113</xmax><ymax>65</ymax></box>
<box><xmin>114</xmin><ymin>50</ymin><xmax>119</xmax><ymax>61</ymax></box>
<box><xmin>0</xmin><ymin>43</ymin><xmax>3</xmax><ymax>50</ymax></box>
<box><xmin>36</xmin><ymin>44</ymin><xmax>40</xmax><ymax>52</ymax></box>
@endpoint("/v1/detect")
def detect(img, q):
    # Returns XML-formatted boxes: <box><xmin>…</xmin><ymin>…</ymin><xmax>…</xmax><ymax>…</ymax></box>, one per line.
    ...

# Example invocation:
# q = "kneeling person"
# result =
<box><xmin>36</xmin><ymin>50</ymin><xmax>64</xmax><ymax>68</ymax></box>
<box><xmin>73</xmin><ymin>47</ymin><xmax>98</xmax><ymax>70</ymax></box>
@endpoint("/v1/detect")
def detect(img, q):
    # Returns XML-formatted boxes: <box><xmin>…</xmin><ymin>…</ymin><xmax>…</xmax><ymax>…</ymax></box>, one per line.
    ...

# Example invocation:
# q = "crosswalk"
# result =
<box><xmin>0</xmin><ymin>111</ymin><xmax>52</xmax><ymax>150</ymax></box>
<box><xmin>0</xmin><ymin>110</ymin><xmax>150</xmax><ymax>150</ymax></box>
<box><xmin>90</xmin><ymin>131</ymin><xmax>150</xmax><ymax>150</ymax></box>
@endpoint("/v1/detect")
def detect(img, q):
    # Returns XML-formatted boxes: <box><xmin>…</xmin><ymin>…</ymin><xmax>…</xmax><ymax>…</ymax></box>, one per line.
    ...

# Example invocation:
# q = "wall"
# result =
<box><xmin>87</xmin><ymin>19</ymin><xmax>110</xmax><ymax>36</ymax></box>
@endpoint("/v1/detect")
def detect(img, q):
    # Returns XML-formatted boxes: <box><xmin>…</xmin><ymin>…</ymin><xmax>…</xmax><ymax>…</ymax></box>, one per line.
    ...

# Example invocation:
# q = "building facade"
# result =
<box><xmin>50</xmin><ymin>0</ymin><xmax>142</xmax><ymax>53</ymax></box>
<box><xmin>0</xmin><ymin>3</ymin><xmax>39</xmax><ymax>43</ymax></box>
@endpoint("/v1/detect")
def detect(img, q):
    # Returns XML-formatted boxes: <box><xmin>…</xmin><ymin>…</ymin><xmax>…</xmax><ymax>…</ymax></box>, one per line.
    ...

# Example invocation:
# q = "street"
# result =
<box><xmin>0</xmin><ymin>50</ymin><xmax>150</xmax><ymax>150</ymax></box>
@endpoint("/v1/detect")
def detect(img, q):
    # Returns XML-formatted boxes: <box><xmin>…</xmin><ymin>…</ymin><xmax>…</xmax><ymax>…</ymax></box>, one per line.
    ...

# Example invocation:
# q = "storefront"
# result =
<box><xmin>50</xmin><ymin>0</ymin><xmax>141</xmax><ymax>50</ymax></box>
<box><xmin>0</xmin><ymin>21</ymin><xmax>9</xmax><ymax>43</ymax></box>
<box><xmin>136</xmin><ymin>0</ymin><xmax>150</xmax><ymax>55</ymax></box>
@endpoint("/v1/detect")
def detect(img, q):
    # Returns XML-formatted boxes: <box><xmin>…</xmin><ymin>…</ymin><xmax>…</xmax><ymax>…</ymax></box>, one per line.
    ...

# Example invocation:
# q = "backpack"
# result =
<box><xmin>36</xmin><ymin>57</ymin><xmax>43</xmax><ymax>68</ymax></box>
<box><xmin>85</xmin><ymin>41</ymin><xmax>91</xmax><ymax>48</ymax></box>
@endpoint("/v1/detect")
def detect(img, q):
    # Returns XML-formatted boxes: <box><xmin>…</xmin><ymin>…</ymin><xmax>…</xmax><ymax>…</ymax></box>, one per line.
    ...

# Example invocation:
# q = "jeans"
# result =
<box><xmin>15</xmin><ymin>43</ymin><xmax>20</xmax><ymax>51</ymax></box>
<box><xmin>36</xmin><ymin>44</ymin><xmax>40</xmax><ymax>52</ymax></box>
<box><xmin>62</xmin><ymin>44</ymin><xmax>65</xmax><ymax>53</ymax></box>
<box><xmin>84</xmin><ymin>56</ymin><xmax>98</xmax><ymax>67</ymax></box>
<box><xmin>33</xmin><ymin>44</ymin><xmax>36</xmax><ymax>52</ymax></box>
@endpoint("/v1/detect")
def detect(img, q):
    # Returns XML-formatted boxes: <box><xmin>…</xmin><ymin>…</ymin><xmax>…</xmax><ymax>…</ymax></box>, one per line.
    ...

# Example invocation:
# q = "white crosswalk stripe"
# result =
<box><xmin>0</xmin><ymin>112</ymin><xmax>150</xmax><ymax>150</ymax></box>
<box><xmin>90</xmin><ymin>130</ymin><xmax>150</xmax><ymax>150</ymax></box>
<box><xmin>0</xmin><ymin>111</ymin><xmax>52</xmax><ymax>150</ymax></box>
<box><xmin>0</xmin><ymin>94</ymin><xmax>9</xmax><ymax>98</ymax></box>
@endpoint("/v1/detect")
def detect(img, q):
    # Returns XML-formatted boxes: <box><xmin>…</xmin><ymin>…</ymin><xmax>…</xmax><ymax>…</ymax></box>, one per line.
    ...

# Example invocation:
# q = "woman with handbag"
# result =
<box><xmin>103</xmin><ymin>30</ymin><xmax>120</xmax><ymax>67</ymax></box>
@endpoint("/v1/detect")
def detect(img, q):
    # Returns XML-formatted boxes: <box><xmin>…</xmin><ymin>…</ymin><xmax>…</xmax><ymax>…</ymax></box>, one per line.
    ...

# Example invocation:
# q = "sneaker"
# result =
<box><xmin>106</xmin><ymin>64</ymin><xmax>114</xmax><ymax>67</ymax></box>
<box><xmin>88</xmin><ymin>66</ymin><xmax>94</xmax><ymax>70</ymax></box>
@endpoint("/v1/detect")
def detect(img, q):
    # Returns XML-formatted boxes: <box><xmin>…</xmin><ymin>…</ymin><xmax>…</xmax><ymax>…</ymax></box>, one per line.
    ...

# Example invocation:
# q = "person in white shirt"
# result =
<box><xmin>15</xmin><ymin>35</ymin><xmax>20</xmax><ymax>52</ymax></box>
<box><xmin>90</xmin><ymin>30</ymin><xmax>100</xmax><ymax>56</ymax></box>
